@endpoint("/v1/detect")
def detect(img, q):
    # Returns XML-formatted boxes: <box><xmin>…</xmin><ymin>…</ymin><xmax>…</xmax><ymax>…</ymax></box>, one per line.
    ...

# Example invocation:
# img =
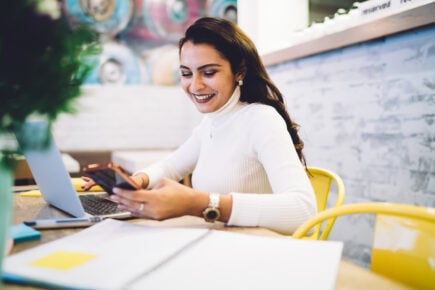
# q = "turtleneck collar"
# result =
<box><xmin>206</xmin><ymin>86</ymin><xmax>241</xmax><ymax>121</ymax></box>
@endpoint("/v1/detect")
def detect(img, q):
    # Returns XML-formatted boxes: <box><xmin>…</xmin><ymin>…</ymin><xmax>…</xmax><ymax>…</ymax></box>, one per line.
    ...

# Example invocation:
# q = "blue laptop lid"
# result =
<box><xmin>14</xmin><ymin>120</ymin><xmax>86</xmax><ymax>218</ymax></box>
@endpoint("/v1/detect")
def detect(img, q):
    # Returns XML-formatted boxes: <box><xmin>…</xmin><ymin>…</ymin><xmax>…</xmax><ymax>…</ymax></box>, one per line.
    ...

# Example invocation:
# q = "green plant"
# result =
<box><xmin>0</xmin><ymin>0</ymin><xmax>100</xmax><ymax>168</ymax></box>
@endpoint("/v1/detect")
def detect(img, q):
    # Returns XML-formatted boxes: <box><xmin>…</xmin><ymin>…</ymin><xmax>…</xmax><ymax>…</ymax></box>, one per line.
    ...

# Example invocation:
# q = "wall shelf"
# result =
<box><xmin>262</xmin><ymin>2</ymin><xmax>435</xmax><ymax>66</ymax></box>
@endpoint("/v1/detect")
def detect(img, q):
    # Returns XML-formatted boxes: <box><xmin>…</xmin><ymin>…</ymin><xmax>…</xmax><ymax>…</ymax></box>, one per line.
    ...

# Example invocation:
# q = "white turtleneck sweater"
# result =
<box><xmin>137</xmin><ymin>87</ymin><xmax>317</xmax><ymax>235</ymax></box>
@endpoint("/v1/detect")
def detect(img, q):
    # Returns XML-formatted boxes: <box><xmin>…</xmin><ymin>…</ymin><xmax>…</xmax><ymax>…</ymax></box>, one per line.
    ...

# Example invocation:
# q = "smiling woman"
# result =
<box><xmin>179</xmin><ymin>41</ymin><xmax>241</xmax><ymax>113</ymax></box>
<box><xmin>84</xmin><ymin>17</ymin><xmax>317</xmax><ymax>236</ymax></box>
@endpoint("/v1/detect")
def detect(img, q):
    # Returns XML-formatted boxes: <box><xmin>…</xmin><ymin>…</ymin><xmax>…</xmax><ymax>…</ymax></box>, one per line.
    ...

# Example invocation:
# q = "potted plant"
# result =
<box><xmin>0</xmin><ymin>0</ymin><xmax>99</xmax><ymax>277</ymax></box>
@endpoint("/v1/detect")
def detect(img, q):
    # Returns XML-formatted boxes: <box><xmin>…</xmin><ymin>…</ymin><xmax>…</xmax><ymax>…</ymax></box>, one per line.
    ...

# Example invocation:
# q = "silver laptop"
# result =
<box><xmin>14</xmin><ymin>120</ymin><xmax>130</xmax><ymax>219</ymax></box>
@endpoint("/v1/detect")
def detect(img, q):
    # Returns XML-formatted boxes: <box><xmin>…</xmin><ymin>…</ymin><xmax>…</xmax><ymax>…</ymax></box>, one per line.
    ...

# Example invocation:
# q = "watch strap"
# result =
<box><xmin>208</xmin><ymin>193</ymin><xmax>220</xmax><ymax>208</ymax></box>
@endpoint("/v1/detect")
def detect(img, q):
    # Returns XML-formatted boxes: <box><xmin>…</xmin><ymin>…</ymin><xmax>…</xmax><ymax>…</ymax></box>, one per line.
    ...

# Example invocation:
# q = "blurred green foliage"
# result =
<box><xmin>0</xmin><ymin>0</ymin><xmax>100</xmax><ymax>166</ymax></box>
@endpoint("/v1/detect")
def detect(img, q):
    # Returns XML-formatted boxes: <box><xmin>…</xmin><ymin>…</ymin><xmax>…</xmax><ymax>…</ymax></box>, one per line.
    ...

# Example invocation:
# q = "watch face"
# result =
<box><xmin>206</xmin><ymin>209</ymin><xmax>219</xmax><ymax>220</ymax></box>
<box><xmin>203</xmin><ymin>207</ymin><xmax>220</xmax><ymax>223</ymax></box>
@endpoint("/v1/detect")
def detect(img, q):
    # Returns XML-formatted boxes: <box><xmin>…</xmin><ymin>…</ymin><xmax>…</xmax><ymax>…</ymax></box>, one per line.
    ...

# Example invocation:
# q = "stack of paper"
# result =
<box><xmin>3</xmin><ymin>219</ymin><xmax>343</xmax><ymax>290</ymax></box>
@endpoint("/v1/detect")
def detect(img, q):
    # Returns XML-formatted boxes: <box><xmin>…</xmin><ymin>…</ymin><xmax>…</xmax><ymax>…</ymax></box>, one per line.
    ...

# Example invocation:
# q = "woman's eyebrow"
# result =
<box><xmin>179</xmin><ymin>63</ymin><xmax>222</xmax><ymax>70</ymax></box>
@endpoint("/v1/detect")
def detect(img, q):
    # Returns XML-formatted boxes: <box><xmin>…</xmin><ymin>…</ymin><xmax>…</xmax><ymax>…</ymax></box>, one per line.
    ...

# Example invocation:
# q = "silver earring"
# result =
<box><xmin>238</xmin><ymin>79</ymin><xmax>243</xmax><ymax>86</ymax></box>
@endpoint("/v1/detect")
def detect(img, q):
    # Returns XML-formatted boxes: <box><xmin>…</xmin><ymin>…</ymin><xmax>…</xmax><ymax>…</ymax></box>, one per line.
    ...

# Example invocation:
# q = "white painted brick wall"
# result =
<box><xmin>268</xmin><ymin>25</ymin><xmax>435</xmax><ymax>267</ymax></box>
<box><xmin>53</xmin><ymin>85</ymin><xmax>202</xmax><ymax>151</ymax></box>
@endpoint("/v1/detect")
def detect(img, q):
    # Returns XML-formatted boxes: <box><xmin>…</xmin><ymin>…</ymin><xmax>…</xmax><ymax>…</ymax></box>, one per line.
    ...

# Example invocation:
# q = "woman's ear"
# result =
<box><xmin>235</xmin><ymin>70</ymin><xmax>246</xmax><ymax>83</ymax></box>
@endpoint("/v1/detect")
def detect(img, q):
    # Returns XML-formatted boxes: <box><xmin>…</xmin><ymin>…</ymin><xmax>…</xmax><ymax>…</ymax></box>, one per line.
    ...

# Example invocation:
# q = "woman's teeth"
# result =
<box><xmin>194</xmin><ymin>94</ymin><xmax>214</xmax><ymax>101</ymax></box>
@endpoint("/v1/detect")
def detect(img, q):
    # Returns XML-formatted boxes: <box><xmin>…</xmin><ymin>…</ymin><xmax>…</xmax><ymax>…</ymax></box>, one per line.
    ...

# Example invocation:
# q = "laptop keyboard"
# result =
<box><xmin>79</xmin><ymin>195</ymin><xmax>126</xmax><ymax>216</ymax></box>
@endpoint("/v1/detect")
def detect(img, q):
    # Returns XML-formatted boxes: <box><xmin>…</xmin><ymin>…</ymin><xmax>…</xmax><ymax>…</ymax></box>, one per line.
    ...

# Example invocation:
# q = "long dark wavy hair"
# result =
<box><xmin>179</xmin><ymin>17</ymin><xmax>306</xmax><ymax>166</ymax></box>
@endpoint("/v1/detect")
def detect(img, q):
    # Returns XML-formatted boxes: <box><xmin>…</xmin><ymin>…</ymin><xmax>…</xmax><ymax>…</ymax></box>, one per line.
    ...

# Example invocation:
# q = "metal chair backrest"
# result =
<box><xmin>292</xmin><ymin>202</ymin><xmax>435</xmax><ymax>289</ymax></box>
<box><xmin>306</xmin><ymin>167</ymin><xmax>345</xmax><ymax>240</ymax></box>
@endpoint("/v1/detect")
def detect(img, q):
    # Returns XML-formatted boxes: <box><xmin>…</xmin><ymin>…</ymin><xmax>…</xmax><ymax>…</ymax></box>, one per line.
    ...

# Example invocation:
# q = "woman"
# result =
<box><xmin>88</xmin><ymin>17</ymin><xmax>316</xmax><ymax>235</ymax></box>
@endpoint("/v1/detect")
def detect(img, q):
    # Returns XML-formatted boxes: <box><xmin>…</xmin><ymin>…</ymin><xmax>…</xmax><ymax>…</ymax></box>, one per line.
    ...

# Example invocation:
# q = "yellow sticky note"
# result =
<box><xmin>18</xmin><ymin>179</ymin><xmax>104</xmax><ymax>196</ymax></box>
<box><xmin>19</xmin><ymin>190</ymin><xmax>42</xmax><ymax>197</ymax></box>
<box><xmin>30</xmin><ymin>250</ymin><xmax>96</xmax><ymax>271</ymax></box>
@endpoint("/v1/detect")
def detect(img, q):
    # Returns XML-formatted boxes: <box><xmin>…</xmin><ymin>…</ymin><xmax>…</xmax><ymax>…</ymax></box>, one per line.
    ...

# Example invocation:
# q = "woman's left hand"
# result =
<box><xmin>110</xmin><ymin>178</ymin><xmax>208</xmax><ymax>220</ymax></box>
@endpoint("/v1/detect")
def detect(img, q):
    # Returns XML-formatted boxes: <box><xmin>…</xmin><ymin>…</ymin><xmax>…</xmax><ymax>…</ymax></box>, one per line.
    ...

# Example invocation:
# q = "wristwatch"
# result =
<box><xmin>202</xmin><ymin>193</ymin><xmax>221</xmax><ymax>223</ymax></box>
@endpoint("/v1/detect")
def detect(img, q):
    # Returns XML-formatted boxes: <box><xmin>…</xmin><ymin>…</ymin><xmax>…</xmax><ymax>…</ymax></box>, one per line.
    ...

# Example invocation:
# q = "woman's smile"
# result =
<box><xmin>192</xmin><ymin>93</ymin><xmax>215</xmax><ymax>103</ymax></box>
<box><xmin>179</xmin><ymin>41</ymin><xmax>238</xmax><ymax>113</ymax></box>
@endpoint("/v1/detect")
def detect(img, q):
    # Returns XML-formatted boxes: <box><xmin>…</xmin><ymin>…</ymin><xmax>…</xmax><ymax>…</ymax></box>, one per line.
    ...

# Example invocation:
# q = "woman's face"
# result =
<box><xmin>179</xmin><ymin>41</ymin><xmax>238</xmax><ymax>113</ymax></box>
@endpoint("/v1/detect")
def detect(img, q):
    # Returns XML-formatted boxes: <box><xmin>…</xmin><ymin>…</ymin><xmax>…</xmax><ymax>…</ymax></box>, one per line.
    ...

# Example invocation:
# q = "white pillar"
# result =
<box><xmin>237</xmin><ymin>0</ymin><xmax>309</xmax><ymax>54</ymax></box>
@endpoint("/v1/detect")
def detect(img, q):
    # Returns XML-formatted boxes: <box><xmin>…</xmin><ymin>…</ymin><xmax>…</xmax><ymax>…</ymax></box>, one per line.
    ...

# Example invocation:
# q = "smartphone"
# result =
<box><xmin>83</xmin><ymin>162</ymin><xmax>140</xmax><ymax>195</ymax></box>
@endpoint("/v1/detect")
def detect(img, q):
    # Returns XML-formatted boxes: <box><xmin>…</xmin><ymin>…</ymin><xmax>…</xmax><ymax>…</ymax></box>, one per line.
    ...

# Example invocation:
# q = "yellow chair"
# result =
<box><xmin>292</xmin><ymin>202</ymin><xmax>435</xmax><ymax>289</ymax></box>
<box><xmin>306</xmin><ymin>166</ymin><xmax>345</xmax><ymax>240</ymax></box>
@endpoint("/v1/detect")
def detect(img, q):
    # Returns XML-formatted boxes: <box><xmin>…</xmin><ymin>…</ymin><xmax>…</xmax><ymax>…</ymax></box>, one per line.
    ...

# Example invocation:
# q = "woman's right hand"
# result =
<box><xmin>81</xmin><ymin>176</ymin><xmax>96</xmax><ymax>191</ymax></box>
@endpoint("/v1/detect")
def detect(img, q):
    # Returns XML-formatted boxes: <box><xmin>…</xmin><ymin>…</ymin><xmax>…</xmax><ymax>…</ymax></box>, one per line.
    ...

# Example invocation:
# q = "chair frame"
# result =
<box><xmin>292</xmin><ymin>202</ymin><xmax>435</xmax><ymax>239</ymax></box>
<box><xmin>306</xmin><ymin>166</ymin><xmax>345</xmax><ymax>240</ymax></box>
<box><xmin>292</xmin><ymin>202</ymin><xmax>435</xmax><ymax>289</ymax></box>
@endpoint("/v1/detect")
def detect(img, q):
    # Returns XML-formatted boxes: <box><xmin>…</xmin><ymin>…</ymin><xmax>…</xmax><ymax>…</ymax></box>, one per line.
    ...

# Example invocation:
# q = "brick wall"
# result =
<box><xmin>52</xmin><ymin>85</ymin><xmax>202</xmax><ymax>172</ymax></box>
<box><xmin>267</xmin><ymin>25</ymin><xmax>435</xmax><ymax>267</ymax></box>
<box><xmin>53</xmin><ymin>85</ymin><xmax>202</xmax><ymax>152</ymax></box>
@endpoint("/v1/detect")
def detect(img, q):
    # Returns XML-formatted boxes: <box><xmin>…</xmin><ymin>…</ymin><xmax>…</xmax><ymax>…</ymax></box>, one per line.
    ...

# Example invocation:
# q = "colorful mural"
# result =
<box><xmin>62</xmin><ymin>0</ymin><xmax>237</xmax><ymax>86</ymax></box>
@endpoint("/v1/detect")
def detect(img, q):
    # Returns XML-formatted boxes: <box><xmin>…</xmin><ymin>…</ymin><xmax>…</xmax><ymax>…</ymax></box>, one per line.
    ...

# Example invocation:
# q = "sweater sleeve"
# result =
<box><xmin>227</xmin><ymin>106</ymin><xmax>317</xmax><ymax>235</ymax></box>
<box><xmin>228</xmin><ymin>192</ymin><xmax>316</xmax><ymax>235</ymax></box>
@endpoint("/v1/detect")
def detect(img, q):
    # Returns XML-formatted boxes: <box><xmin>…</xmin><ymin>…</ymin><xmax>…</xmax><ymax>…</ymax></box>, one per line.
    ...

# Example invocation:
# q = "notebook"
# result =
<box><xmin>14</xmin><ymin>120</ymin><xmax>130</xmax><ymax>219</ymax></box>
<box><xmin>3</xmin><ymin>219</ymin><xmax>343</xmax><ymax>290</ymax></box>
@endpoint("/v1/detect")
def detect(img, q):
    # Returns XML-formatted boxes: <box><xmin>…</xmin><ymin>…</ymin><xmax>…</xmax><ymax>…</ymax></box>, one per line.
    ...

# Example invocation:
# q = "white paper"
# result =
<box><xmin>3</xmin><ymin>219</ymin><xmax>209</xmax><ymax>289</ymax></box>
<box><xmin>132</xmin><ymin>231</ymin><xmax>343</xmax><ymax>290</ymax></box>
<box><xmin>4</xmin><ymin>220</ymin><xmax>343</xmax><ymax>290</ymax></box>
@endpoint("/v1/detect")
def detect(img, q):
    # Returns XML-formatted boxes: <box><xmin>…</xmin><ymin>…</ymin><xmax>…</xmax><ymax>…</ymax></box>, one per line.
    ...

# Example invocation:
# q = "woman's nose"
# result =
<box><xmin>190</xmin><ymin>75</ymin><xmax>205</xmax><ymax>90</ymax></box>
